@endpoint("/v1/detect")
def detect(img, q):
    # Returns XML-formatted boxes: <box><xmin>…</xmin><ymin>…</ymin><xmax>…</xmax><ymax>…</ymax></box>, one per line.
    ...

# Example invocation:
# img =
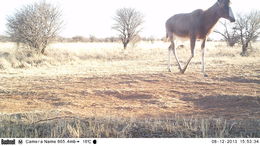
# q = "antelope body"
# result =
<box><xmin>166</xmin><ymin>0</ymin><xmax>235</xmax><ymax>76</ymax></box>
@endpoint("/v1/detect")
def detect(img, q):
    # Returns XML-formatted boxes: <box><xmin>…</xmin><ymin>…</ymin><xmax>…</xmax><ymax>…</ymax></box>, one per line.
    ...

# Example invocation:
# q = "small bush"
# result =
<box><xmin>6</xmin><ymin>1</ymin><xmax>63</xmax><ymax>54</ymax></box>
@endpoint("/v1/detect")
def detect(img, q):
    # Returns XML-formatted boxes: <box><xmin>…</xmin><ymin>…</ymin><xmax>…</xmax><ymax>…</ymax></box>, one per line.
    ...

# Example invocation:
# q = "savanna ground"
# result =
<box><xmin>0</xmin><ymin>41</ymin><xmax>259</xmax><ymax>137</ymax></box>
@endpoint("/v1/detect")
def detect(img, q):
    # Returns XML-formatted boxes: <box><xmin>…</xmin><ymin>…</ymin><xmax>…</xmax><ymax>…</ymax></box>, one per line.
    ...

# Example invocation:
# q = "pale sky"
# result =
<box><xmin>0</xmin><ymin>0</ymin><xmax>259</xmax><ymax>38</ymax></box>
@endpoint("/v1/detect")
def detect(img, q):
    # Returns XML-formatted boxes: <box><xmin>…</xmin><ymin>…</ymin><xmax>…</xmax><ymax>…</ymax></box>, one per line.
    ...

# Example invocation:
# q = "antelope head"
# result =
<box><xmin>217</xmin><ymin>0</ymin><xmax>235</xmax><ymax>22</ymax></box>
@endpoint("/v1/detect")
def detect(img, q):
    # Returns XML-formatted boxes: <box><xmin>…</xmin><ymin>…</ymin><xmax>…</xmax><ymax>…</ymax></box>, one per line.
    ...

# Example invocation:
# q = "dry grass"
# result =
<box><xmin>0</xmin><ymin>41</ymin><xmax>259</xmax><ymax>138</ymax></box>
<box><xmin>0</xmin><ymin>112</ymin><xmax>259</xmax><ymax>138</ymax></box>
<box><xmin>0</xmin><ymin>41</ymin><xmax>259</xmax><ymax>76</ymax></box>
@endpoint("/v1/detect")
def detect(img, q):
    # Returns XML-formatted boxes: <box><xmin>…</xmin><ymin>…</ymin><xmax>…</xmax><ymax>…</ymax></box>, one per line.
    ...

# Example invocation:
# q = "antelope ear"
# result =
<box><xmin>217</xmin><ymin>0</ymin><xmax>223</xmax><ymax>6</ymax></box>
<box><xmin>217</xmin><ymin>0</ymin><xmax>221</xmax><ymax>6</ymax></box>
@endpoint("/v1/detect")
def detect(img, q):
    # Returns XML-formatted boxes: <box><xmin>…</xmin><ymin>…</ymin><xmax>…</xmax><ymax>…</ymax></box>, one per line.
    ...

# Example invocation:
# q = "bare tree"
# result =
<box><xmin>6</xmin><ymin>1</ymin><xmax>63</xmax><ymax>54</ymax></box>
<box><xmin>89</xmin><ymin>35</ymin><xmax>98</xmax><ymax>42</ymax></box>
<box><xmin>72</xmin><ymin>36</ymin><xmax>85</xmax><ymax>42</ymax></box>
<box><xmin>112</xmin><ymin>8</ymin><xmax>144</xmax><ymax>49</ymax></box>
<box><xmin>214</xmin><ymin>20</ymin><xmax>239</xmax><ymax>47</ymax></box>
<box><xmin>235</xmin><ymin>11</ymin><xmax>260</xmax><ymax>56</ymax></box>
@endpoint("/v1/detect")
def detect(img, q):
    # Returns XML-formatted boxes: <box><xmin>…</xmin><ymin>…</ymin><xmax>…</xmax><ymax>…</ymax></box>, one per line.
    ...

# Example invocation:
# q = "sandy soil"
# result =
<box><xmin>0</xmin><ymin>64</ymin><xmax>259</xmax><ymax>120</ymax></box>
<box><xmin>0</xmin><ymin>42</ymin><xmax>259</xmax><ymax>120</ymax></box>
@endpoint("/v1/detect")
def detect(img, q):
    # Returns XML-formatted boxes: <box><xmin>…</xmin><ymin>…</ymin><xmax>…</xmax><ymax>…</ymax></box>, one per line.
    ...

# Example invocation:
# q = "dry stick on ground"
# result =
<box><xmin>33</xmin><ymin>116</ymin><xmax>82</xmax><ymax>124</ymax></box>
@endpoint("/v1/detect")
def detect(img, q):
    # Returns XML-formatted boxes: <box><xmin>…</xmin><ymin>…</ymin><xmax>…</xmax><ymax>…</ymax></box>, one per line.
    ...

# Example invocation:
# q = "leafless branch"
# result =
<box><xmin>6</xmin><ymin>1</ymin><xmax>63</xmax><ymax>54</ymax></box>
<box><xmin>235</xmin><ymin>10</ymin><xmax>260</xmax><ymax>56</ymax></box>
<box><xmin>112</xmin><ymin>8</ymin><xmax>144</xmax><ymax>49</ymax></box>
<box><xmin>214</xmin><ymin>20</ymin><xmax>239</xmax><ymax>47</ymax></box>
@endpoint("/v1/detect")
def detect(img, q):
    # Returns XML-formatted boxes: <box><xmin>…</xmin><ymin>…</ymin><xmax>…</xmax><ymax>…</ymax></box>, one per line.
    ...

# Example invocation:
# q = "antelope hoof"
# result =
<box><xmin>203</xmin><ymin>74</ymin><xmax>208</xmax><ymax>77</ymax></box>
<box><xmin>168</xmin><ymin>68</ymin><xmax>172</xmax><ymax>72</ymax></box>
<box><xmin>180</xmin><ymin>70</ymin><xmax>185</xmax><ymax>74</ymax></box>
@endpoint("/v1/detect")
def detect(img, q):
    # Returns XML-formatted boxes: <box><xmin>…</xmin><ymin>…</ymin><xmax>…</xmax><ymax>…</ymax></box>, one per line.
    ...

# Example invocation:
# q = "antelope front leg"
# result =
<box><xmin>181</xmin><ymin>36</ymin><xmax>196</xmax><ymax>74</ymax></box>
<box><xmin>171</xmin><ymin>40</ymin><xmax>183</xmax><ymax>72</ymax></box>
<box><xmin>168</xmin><ymin>45</ymin><xmax>172</xmax><ymax>72</ymax></box>
<box><xmin>168</xmin><ymin>39</ymin><xmax>183</xmax><ymax>72</ymax></box>
<box><xmin>201</xmin><ymin>39</ymin><xmax>208</xmax><ymax>77</ymax></box>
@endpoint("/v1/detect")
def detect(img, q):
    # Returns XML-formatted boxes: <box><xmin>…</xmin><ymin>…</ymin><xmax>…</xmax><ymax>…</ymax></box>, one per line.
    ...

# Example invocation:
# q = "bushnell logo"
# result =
<box><xmin>1</xmin><ymin>139</ymin><xmax>15</xmax><ymax>145</ymax></box>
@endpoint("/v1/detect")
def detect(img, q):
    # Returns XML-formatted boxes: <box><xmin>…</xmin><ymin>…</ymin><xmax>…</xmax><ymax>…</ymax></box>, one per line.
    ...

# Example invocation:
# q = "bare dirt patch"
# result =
<box><xmin>0</xmin><ymin>68</ymin><xmax>259</xmax><ymax>120</ymax></box>
<box><xmin>0</xmin><ymin>42</ymin><xmax>259</xmax><ymax>137</ymax></box>
<box><xmin>0</xmin><ymin>42</ymin><xmax>259</xmax><ymax>121</ymax></box>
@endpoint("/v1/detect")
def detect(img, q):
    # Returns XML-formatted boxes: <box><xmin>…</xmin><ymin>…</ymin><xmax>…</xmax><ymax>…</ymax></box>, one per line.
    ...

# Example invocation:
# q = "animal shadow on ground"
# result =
<box><xmin>181</xmin><ymin>95</ymin><xmax>260</xmax><ymax>119</ymax></box>
<box><xmin>220</xmin><ymin>76</ymin><xmax>260</xmax><ymax>84</ymax></box>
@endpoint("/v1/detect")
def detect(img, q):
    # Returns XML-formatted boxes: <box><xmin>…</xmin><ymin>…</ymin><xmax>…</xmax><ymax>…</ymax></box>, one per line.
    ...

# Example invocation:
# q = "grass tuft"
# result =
<box><xmin>0</xmin><ymin>113</ymin><xmax>259</xmax><ymax>138</ymax></box>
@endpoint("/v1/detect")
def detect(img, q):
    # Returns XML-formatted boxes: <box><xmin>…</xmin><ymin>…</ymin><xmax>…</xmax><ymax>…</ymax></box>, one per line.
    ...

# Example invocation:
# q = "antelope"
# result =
<box><xmin>166</xmin><ymin>0</ymin><xmax>235</xmax><ymax>76</ymax></box>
